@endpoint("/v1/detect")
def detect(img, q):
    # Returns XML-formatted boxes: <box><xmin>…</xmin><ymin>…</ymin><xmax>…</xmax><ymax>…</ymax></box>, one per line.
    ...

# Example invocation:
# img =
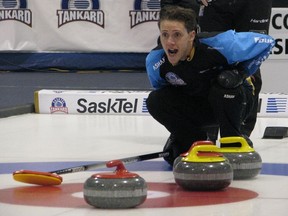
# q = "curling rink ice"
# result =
<box><xmin>0</xmin><ymin>113</ymin><xmax>288</xmax><ymax>216</ymax></box>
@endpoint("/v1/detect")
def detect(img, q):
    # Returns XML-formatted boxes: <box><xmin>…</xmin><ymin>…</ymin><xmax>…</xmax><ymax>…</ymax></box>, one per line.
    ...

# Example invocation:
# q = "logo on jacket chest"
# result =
<box><xmin>165</xmin><ymin>72</ymin><xmax>186</xmax><ymax>86</ymax></box>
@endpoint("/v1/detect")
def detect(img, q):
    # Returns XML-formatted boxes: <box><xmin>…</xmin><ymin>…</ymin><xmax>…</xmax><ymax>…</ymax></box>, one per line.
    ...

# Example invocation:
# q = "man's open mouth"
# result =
<box><xmin>168</xmin><ymin>49</ymin><xmax>178</xmax><ymax>54</ymax></box>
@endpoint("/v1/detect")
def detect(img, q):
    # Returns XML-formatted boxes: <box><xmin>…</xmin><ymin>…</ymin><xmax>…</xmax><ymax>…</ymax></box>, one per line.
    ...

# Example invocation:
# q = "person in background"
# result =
<box><xmin>160</xmin><ymin>0</ymin><xmax>199</xmax><ymax>12</ymax></box>
<box><xmin>146</xmin><ymin>5</ymin><xmax>274</xmax><ymax>165</ymax></box>
<box><xmin>197</xmin><ymin>0</ymin><xmax>273</xmax><ymax>137</ymax></box>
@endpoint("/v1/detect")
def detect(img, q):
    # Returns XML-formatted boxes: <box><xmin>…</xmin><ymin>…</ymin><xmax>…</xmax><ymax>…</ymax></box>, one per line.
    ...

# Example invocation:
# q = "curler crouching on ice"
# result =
<box><xmin>145</xmin><ymin>5</ymin><xmax>275</xmax><ymax>165</ymax></box>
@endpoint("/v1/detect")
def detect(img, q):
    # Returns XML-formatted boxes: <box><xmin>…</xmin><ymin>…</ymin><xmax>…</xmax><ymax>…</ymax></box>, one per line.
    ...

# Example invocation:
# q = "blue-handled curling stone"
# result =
<box><xmin>83</xmin><ymin>160</ymin><xmax>147</xmax><ymax>209</ymax></box>
<box><xmin>219</xmin><ymin>136</ymin><xmax>262</xmax><ymax>179</ymax></box>
<box><xmin>173</xmin><ymin>143</ymin><xmax>233</xmax><ymax>191</ymax></box>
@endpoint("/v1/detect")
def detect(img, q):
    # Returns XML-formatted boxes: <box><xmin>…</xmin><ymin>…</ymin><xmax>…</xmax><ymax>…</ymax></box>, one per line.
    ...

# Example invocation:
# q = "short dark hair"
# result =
<box><xmin>158</xmin><ymin>5</ymin><xmax>197</xmax><ymax>32</ymax></box>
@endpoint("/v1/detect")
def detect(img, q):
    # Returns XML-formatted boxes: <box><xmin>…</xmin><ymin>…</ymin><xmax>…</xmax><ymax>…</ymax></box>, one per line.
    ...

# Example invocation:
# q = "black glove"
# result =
<box><xmin>217</xmin><ymin>69</ymin><xmax>246</xmax><ymax>89</ymax></box>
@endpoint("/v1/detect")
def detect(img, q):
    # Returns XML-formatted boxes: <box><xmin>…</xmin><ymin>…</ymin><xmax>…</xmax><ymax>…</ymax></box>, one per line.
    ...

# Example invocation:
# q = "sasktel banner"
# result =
<box><xmin>35</xmin><ymin>90</ymin><xmax>150</xmax><ymax>115</ymax></box>
<box><xmin>0</xmin><ymin>1</ymin><xmax>286</xmax><ymax>58</ymax></box>
<box><xmin>35</xmin><ymin>90</ymin><xmax>288</xmax><ymax>117</ymax></box>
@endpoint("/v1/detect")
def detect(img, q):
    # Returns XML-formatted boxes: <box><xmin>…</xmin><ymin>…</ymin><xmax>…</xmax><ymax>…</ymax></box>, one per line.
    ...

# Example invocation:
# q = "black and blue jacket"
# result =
<box><xmin>146</xmin><ymin>30</ymin><xmax>275</xmax><ymax>96</ymax></box>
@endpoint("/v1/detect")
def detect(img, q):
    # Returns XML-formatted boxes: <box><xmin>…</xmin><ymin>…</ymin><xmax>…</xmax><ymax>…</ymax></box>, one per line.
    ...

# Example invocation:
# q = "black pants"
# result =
<box><xmin>198</xmin><ymin>0</ymin><xmax>272</xmax><ymax>33</ymax></box>
<box><xmin>146</xmin><ymin>83</ymin><xmax>254</xmax><ymax>154</ymax></box>
<box><xmin>198</xmin><ymin>0</ymin><xmax>272</xmax><ymax>136</ymax></box>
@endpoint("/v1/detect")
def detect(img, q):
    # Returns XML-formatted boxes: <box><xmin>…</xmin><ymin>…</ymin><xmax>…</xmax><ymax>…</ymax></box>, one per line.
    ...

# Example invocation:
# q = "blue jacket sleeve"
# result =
<box><xmin>145</xmin><ymin>49</ymin><xmax>168</xmax><ymax>89</ymax></box>
<box><xmin>199</xmin><ymin>30</ymin><xmax>275</xmax><ymax>76</ymax></box>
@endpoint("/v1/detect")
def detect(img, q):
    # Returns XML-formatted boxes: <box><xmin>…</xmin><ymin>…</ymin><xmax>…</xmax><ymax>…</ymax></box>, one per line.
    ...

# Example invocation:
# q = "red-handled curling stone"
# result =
<box><xmin>219</xmin><ymin>137</ymin><xmax>262</xmax><ymax>179</ymax></box>
<box><xmin>173</xmin><ymin>143</ymin><xmax>233</xmax><ymax>191</ymax></box>
<box><xmin>83</xmin><ymin>160</ymin><xmax>147</xmax><ymax>209</ymax></box>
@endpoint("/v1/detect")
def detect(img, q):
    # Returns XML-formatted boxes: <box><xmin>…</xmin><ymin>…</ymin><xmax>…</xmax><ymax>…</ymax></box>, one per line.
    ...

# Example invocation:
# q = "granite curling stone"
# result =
<box><xmin>83</xmin><ymin>160</ymin><xmax>147</xmax><ymax>209</ymax></box>
<box><xmin>219</xmin><ymin>136</ymin><xmax>262</xmax><ymax>179</ymax></box>
<box><xmin>173</xmin><ymin>140</ymin><xmax>215</xmax><ymax>169</ymax></box>
<box><xmin>173</xmin><ymin>144</ymin><xmax>233</xmax><ymax>191</ymax></box>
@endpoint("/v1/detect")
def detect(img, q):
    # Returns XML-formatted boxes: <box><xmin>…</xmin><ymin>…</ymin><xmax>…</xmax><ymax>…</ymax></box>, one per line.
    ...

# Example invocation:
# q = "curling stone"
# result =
<box><xmin>219</xmin><ymin>137</ymin><xmax>262</xmax><ymax>179</ymax></box>
<box><xmin>173</xmin><ymin>140</ymin><xmax>215</xmax><ymax>168</ymax></box>
<box><xmin>173</xmin><ymin>144</ymin><xmax>233</xmax><ymax>191</ymax></box>
<box><xmin>83</xmin><ymin>160</ymin><xmax>147</xmax><ymax>209</ymax></box>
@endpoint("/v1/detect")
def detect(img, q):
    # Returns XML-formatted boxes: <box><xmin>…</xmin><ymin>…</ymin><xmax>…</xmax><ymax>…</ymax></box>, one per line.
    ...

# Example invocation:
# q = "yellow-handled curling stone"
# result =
<box><xmin>83</xmin><ymin>160</ymin><xmax>147</xmax><ymax>209</ymax></box>
<box><xmin>173</xmin><ymin>142</ymin><xmax>233</xmax><ymax>191</ymax></box>
<box><xmin>173</xmin><ymin>140</ymin><xmax>215</xmax><ymax>168</ymax></box>
<box><xmin>219</xmin><ymin>137</ymin><xmax>262</xmax><ymax>179</ymax></box>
